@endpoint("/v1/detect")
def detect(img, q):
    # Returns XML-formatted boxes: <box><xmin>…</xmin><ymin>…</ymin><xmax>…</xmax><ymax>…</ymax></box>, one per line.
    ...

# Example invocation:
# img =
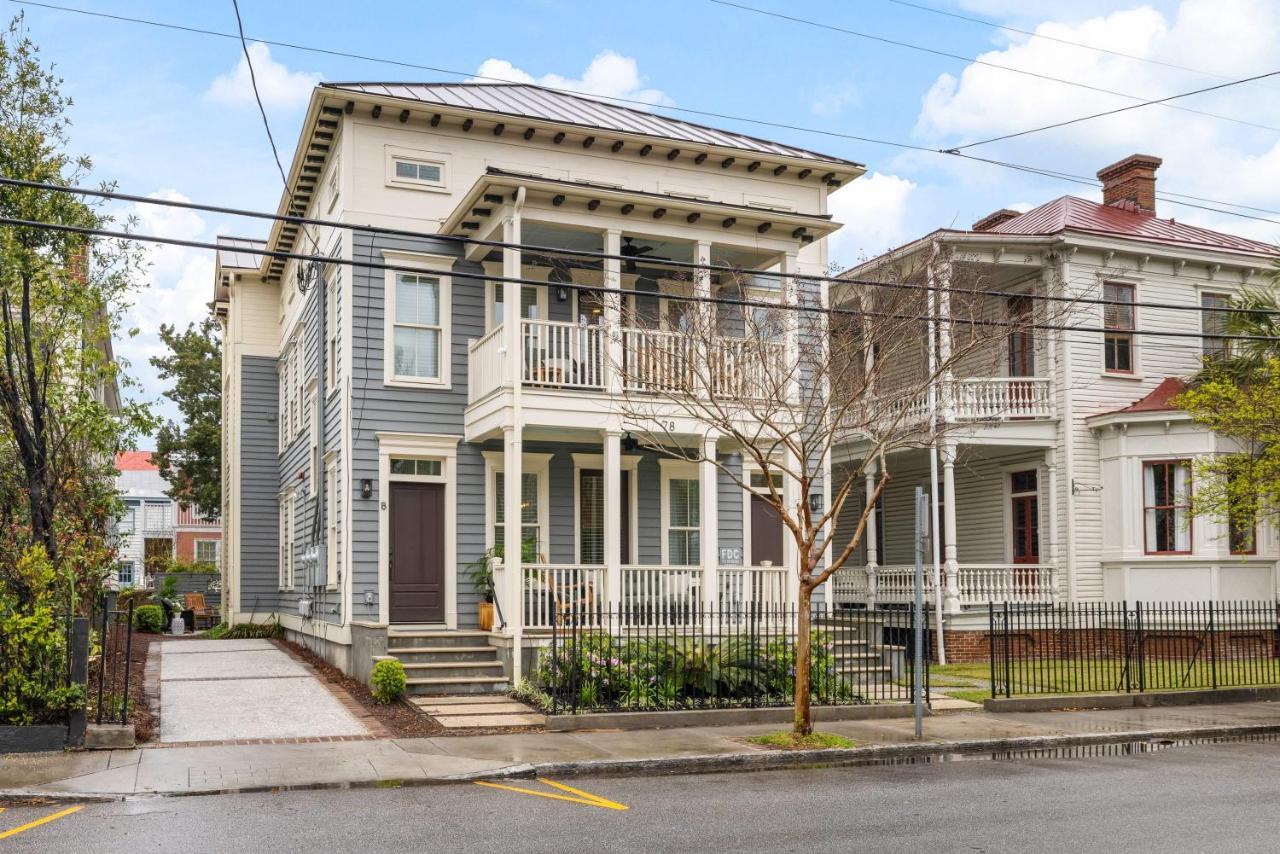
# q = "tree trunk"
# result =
<box><xmin>793</xmin><ymin>587</ymin><xmax>813</xmax><ymax>735</ymax></box>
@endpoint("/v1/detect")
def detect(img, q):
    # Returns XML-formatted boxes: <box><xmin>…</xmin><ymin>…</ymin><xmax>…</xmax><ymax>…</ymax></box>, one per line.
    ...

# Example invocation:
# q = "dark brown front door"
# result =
<box><xmin>751</xmin><ymin>495</ymin><xmax>784</xmax><ymax>566</ymax></box>
<box><xmin>389</xmin><ymin>482</ymin><xmax>445</xmax><ymax>623</ymax></box>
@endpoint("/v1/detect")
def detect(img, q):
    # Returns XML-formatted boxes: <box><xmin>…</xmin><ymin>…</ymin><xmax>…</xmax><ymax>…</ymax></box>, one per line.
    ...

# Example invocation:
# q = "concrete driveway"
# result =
<box><xmin>159</xmin><ymin>639</ymin><xmax>369</xmax><ymax>743</ymax></box>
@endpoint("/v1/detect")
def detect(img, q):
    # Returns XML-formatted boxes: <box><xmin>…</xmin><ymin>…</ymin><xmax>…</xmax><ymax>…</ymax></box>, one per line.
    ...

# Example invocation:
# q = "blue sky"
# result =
<box><xmin>10</xmin><ymin>0</ymin><xmax>1279</xmax><ymax>430</ymax></box>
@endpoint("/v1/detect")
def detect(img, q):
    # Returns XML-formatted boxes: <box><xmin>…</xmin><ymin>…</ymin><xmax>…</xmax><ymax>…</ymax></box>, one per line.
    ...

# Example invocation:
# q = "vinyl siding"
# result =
<box><xmin>238</xmin><ymin>355</ymin><xmax>281</xmax><ymax>613</ymax></box>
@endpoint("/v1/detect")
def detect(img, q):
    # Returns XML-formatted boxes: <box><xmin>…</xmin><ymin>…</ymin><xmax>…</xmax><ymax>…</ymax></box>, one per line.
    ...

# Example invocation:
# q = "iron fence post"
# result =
<box><xmin>67</xmin><ymin>616</ymin><xmax>89</xmax><ymax>747</ymax></box>
<box><xmin>1122</xmin><ymin>603</ymin><xmax>1131</xmax><ymax>694</ymax></box>
<box><xmin>1209</xmin><ymin>600</ymin><xmax>1218</xmax><ymax>690</ymax></box>
<box><xmin>1136</xmin><ymin>601</ymin><xmax>1146</xmax><ymax>694</ymax></box>
<box><xmin>550</xmin><ymin>603</ymin><xmax>558</xmax><ymax>716</ymax></box>
<box><xmin>120</xmin><ymin>600</ymin><xmax>135</xmax><ymax>725</ymax></box>
<box><xmin>95</xmin><ymin>596</ymin><xmax>109</xmax><ymax>724</ymax></box>
<box><xmin>1002</xmin><ymin>600</ymin><xmax>1012</xmax><ymax>698</ymax></box>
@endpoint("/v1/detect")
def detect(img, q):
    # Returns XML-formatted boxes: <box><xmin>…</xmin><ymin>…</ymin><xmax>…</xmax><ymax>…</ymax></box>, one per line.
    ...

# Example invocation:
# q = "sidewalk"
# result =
<box><xmin>4</xmin><ymin>700</ymin><xmax>1278</xmax><ymax>800</ymax></box>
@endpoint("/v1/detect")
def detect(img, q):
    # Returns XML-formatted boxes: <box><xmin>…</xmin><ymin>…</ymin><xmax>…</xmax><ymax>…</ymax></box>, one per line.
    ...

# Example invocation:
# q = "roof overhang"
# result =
<box><xmin>442</xmin><ymin>168</ymin><xmax>842</xmax><ymax>257</ymax></box>
<box><xmin>1086</xmin><ymin>409</ymin><xmax>1193</xmax><ymax>430</ymax></box>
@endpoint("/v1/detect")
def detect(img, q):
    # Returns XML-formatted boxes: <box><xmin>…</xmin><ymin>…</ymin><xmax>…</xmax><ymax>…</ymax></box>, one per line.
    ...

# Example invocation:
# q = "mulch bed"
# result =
<box><xmin>84</xmin><ymin>627</ymin><xmax>160</xmax><ymax>744</ymax></box>
<box><xmin>277</xmin><ymin>638</ymin><xmax>545</xmax><ymax>739</ymax></box>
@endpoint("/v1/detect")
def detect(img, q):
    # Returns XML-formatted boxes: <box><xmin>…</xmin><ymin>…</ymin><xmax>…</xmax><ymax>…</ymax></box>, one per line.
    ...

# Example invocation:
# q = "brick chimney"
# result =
<box><xmin>972</xmin><ymin>208</ymin><xmax>1022</xmax><ymax>231</ymax></box>
<box><xmin>1097</xmin><ymin>153</ymin><xmax>1162</xmax><ymax>214</ymax></box>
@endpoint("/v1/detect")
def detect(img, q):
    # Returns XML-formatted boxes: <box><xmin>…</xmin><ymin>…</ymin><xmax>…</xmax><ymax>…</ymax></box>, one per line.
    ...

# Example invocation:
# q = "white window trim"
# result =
<box><xmin>482</xmin><ymin>451</ymin><xmax>552</xmax><ymax>562</ymax></box>
<box><xmin>384</xmin><ymin>145</ymin><xmax>449</xmax><ymax>193</ymax></box>
<box><xmin>376</xmin><ymin>433</ymin><xmax>459</xmax><ymax>628</ymax></box>
<box><xmin>1001</xmin><ymin>463</ymin><xmax>1043</xmax><ymax>564</ymax></box>
<box><xmin>1101</xmin><ymin>276</ymin><xmax>1143</xmax><ymax>380</ymax></box>
<box><xmin>326</xmin><ymin>265</ymin><xmax>342</xmax><ymax>395</ymax></box>
<box><xmin>382</xmin><ymin>250</ymin><xmax>453</xmax><ymax>389</ymax></box>
<box><xmin>326</xmin><ymin>154</ymin><xmax>341</xmax><ymax>213</ymax></box>
<box><xmin>324</xmin><ymin>452</ymin><xmax>340</xmax><ymax>590</ymax></box>
<box><xmin>484</xmin><ymin>275</ymin><xmax>549</xmax><ymax>333</ymax></box>
<box><xmin>194</xmin><ymin>538</ymin><xmax>219</xmax><ymax>567</ymax></box>
<box><xmin>278</xmin><ymin>489</ymin><xmax>295</xmax><ymax>590</ymax></box>
<box><xmin>659</xmin><ymin>458</ymin><xmax>701</xmax><ymax>566</ymax></box>
<box><xmin>570</xmin><ymin>452</ymin><xmax>641</xmax><ymax>565</ymax></box>
<box><xmin>306</xmin><ymin>377</ymin><xmax>320</xmax><ymax>487</ymax></box>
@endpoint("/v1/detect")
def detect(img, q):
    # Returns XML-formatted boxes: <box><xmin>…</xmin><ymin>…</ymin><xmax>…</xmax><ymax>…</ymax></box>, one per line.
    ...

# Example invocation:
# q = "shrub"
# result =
<box><xmin>132</xmin><ymin>604</ymin><xmax>164</xmax><ymax>633</ymax></box>
<box><xmin>203</xmin><ymin>622</ymin><xmax>229</xmax><ymax>639</ymax></box>
<box><xmin>0</xmin><ymin>548</ymin><xmax>84</xmax><ymax>725</ymax></box>
<box><xmin>370</xmin><ymin>659</ymin><xmax>407</xmax><ymax>704</ymax></box>
<box><xmin>223</xmin><ymin>619</ymin><xmax>283</xmax><ymax>640</ymax></box>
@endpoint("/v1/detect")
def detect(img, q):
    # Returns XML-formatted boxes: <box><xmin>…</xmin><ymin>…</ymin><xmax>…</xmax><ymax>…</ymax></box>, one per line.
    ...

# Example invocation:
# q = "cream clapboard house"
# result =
<box><xmin>214</xmin><ymin>82</ymin><xmax>863</xmax><ymax>687</ymax></box>
<box><xmin>831</xmin><ymin>154</ymin><xmax>1280</xmax><ymax>646</ymax></box>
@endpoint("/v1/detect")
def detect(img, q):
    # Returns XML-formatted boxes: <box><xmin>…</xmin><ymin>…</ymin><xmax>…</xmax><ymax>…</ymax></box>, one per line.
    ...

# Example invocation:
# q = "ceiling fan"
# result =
<box><xmin>620</xmin><ymin>236</ymin><xmax>656</xmax><ymax>274</ymax></box>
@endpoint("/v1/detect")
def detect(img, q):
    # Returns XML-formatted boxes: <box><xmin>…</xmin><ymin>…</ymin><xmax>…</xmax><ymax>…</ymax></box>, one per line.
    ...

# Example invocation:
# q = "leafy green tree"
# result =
<box><xmin>151</xmin><ymin>317</ymin><xmax>222</xmax><ymax>519</ymax></box>
<box><xmin>0</xmin><ymin>13</ymin><xmax>153</xmax><ymax>608</ymax></box>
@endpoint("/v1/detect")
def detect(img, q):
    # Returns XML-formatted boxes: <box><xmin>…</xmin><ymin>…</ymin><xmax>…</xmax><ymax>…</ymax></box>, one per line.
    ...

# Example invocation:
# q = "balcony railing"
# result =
<box><xmin>831</xmin><ymin>562</ymin><xmax>1057</xmax><ymax>609</ymax></box>
<box><xmin>622</xmin><ymin>328</ymin><xmax>692</xmax><ymax>394</ymax></box>
<box><xmin>952</xmin><ymin>377</ymin><xmax>1052</xmax><ymax>420</ymax></box>
<box><xmin>467</xmin><ymin>325</ymin><xmax>505</xmax><ymax>404</ymax></box>
<box><xmin>522</xmin><ymin>319</ymin><xmax>604</xmax><ymax>390</ymax></box>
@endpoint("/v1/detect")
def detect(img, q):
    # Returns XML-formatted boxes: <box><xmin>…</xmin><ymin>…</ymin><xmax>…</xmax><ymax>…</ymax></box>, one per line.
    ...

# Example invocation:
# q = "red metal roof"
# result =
<box><xmin>115</xmin><ymin>450</ymin><xmax>157</xmax><ymax>471</ymax></box>
<box><xmin>988</xmin><ymin>196</ymin><xmax>1276</xmax><ymax>257</ymax></box>
<box><xmin>1103</xmin><ymin>377</ymin><xmax>1188</xmax><ymax>416</ymax></box>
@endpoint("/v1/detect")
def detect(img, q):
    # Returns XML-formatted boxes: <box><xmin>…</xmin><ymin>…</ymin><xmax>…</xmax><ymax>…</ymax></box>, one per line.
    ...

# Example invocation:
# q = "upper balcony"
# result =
<box><xmin>466</xmin><ymin>317</ymin><xmax>787</xmax><ymax>438</ymax></box>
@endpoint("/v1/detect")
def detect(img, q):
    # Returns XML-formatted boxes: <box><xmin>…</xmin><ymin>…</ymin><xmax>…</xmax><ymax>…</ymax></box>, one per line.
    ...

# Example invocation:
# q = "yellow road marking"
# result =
<box><xmin>0</xmin><ymin>805</ymin><xmax>82</xmax><ymax>840</ymax></box>
<box><xmin>474</xmin><ymin>779</ymin><xmax>628</xmax><ymax>811</ymax></box>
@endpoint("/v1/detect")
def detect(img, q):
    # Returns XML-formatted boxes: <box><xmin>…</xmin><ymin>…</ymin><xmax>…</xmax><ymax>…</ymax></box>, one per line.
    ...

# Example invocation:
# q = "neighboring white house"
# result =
<box><xmin>832</xmin><ymin>154</ymin><xmax>1279</xmax><ymax>635</ymax></box>
<box><xmin>114</xmin><ymin>451</ymin><xmax>174</xmax><ymax>589</ymax></box>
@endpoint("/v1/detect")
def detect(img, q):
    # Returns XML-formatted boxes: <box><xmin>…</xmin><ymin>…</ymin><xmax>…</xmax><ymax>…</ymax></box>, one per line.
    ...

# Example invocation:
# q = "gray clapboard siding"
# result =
<box><xmin>239</xmin><ymin>355</ymin><xmax>281</xmax><ymax>614</ymax></box>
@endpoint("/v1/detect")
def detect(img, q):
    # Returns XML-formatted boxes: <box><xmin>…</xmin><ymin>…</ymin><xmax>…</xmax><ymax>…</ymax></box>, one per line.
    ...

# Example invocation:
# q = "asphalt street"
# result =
<box><xmin>4</xmin><ymin>736</ymin><xmax>1279</xmax><ymax>852</ymax></box>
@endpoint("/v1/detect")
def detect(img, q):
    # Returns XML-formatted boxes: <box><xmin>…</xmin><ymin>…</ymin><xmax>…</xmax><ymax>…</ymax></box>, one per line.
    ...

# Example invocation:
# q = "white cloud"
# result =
<box><xmin>206</xmin><ymin>42</ymin><xmax>321</xmax><ymax>109</ymax></box>
<box><xmin>826</xmin><ymin>172</ymin><xmax>919</xmax><ymax>268</ymax></box>
<box><xmin>473</xmin><ymin>51</ymin><xmax>671</xmax><ymax>106</ymax></box>
<box><xmin>809</xmin><ymin>82</ymin><xmax>861</xmax><ymax>117</ymax></box>
<box><xmin>913</xmin><ymin>0</ymin><xmax>1280</xmax><ymax>241</ymax></box>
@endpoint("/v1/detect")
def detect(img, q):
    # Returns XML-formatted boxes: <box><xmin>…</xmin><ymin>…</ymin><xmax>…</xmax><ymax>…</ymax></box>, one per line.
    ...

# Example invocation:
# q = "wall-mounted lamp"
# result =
<box><xmin>360</xmin><ymin>479</ymin><xmax>374</xmax><ymax>499</ymax></box>
<box><xmin>808</xmin><ymin>492</ymin><xmax>824</xmax><ymax>513</ymax></box>
<box><xmin>548</xmin><ymin>264</ymin><xmax>572</xmax><ymax>302</ymax></box>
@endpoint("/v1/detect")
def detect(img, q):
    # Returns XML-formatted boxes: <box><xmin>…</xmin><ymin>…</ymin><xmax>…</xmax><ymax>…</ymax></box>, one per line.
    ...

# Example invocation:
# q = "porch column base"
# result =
<box><xmin>943</xmin><ymin>560</ymin><xmax>962</xmax><ymax>614</ymax></box>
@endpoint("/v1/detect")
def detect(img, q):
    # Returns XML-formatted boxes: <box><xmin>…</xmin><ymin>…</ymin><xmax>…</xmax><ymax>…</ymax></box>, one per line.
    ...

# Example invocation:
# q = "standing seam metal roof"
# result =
<box><xmin>319</xmin><ymin>82</ymin><xmax>863</xmax><ymax>168</ymax></box>
<box><xmin>216</xmin><ymin>236</ymin><xmax>268</xmax><ymax>270</ymax></box>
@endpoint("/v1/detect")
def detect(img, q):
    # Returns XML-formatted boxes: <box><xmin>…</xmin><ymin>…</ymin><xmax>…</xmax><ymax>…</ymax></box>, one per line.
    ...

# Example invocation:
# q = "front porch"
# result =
<box><xmin>830</xmin><ymin>444</ymin><xmax>1061</xmax><ymax>612</ymax></box>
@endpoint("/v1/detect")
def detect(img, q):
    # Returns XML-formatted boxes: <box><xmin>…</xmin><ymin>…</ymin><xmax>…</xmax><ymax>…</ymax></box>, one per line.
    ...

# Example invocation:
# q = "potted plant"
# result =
<box><xmin>465</xmin><ymin>546</ymin><xmax>501</xmax><ymax>631</ymax></box>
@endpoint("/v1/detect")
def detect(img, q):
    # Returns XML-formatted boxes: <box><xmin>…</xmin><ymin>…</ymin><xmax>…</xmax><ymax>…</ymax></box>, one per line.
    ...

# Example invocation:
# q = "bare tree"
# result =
<box><xmin>607</xmin><ymin>241</ymin><xmax>1062</xmax><ymax>734</ymax></box>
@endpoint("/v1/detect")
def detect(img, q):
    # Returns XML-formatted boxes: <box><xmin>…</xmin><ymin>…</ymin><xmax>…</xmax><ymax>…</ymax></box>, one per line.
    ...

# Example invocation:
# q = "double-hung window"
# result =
<box><xmin>392</xmin><ymin>273</ymin><xmax>445</xmax><ymax>383</ymax></box>
<box><xmin>1201</xmin><ymin>292</ymin><xmax>1230</xmax><ymax>361</ymax></box>
<box><xmin>279</xmin><ymin>491</ymin><xmax>294</xmax><ymax>589</ymax></box>
<box><xmin>117</xmin><ymin>561</ymin><xmax>135</xmax><ymax>588</ymax></box>
<box><xmin>1144</xmin><ymin>461</ymin><xmax>1191</xmax><ymax>554</ymax></box>
<box><xmin>1227</xmin><ymin>471</ymin><xmax>1256</xmax><ymax>555</ymax></box>
<box><xmin>667</xmin><ymin>478</ymin><xmax>701</xmax><ymax>566</ymax></box>
<box><xmin>326</xmin><ymin>267</ymin><xmax>341</xmax><ymax>392</ymax></box>
<box><xmin>491</xmin><ymin>282</ymin><xmax>541</xmax><ymax>327</ymax></box>
<box><xmin>494</xmin><ymin>471</ymin><xmax>541</xmax><ymax>561</ymax></box>
<box><xmin>1103</xmin><ymin>283</ymin><xmax>1135</xmax><ymax>373</ymax></box>
<box><xmin>195</xmin><ymin>540</ymin><xmax>218</xmax><ymax>566</ymax></box>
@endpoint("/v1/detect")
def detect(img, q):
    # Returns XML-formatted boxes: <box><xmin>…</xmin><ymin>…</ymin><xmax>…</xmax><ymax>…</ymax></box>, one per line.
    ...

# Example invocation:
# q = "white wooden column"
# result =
<box><xmin>502</xmin><ymin>201</ymin><xmax>524</xmax><ymax>392</ymax></box>
<box><xmin>941</xmin><ymin>438</ymin><xmax>961</xmax><ymax>613</ymax></box>
<box><xmin>604</xmin><ymin>229</ymin><xmax>623</xmax><ymax>395</ymax></box>
<box><xmin>502</xmin><ymin>426</ymin><xmax>524</xmax><ymax>679</ymax></box>
<box><xmin>935</xmin><ymin>254</ymin><xmax>954</xmax><ymax>421</ymax></box>
<box><xmin>780</xmin><ymin>251</ymin><xmax>799</xmax><ymax>404</ymax></box>
<box><xmin>1044</xmin><ymin>449</ymin><xmax>1060</xmax><ymax>604</ymax></box>
<box><xmin>603</xmin><ymin>429</ymin><xmax>622</xmax><ymax>611</ymax></box>
<box><xmin>700</xmin><ymin>434</ymin><xmax>720</xmax><ymax>609</ymax></box>
<box><xmin>864</xmin><ymin>459</ymin><xmax>879</xmax><ymax>610</ymax></box>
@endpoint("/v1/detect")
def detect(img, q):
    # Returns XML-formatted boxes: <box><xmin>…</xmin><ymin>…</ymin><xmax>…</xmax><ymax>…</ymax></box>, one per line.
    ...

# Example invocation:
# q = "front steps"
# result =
<box><xmin>387</xmin><ymin>630</ymin><xmax>509</xmax><ymax>696</ymax></box>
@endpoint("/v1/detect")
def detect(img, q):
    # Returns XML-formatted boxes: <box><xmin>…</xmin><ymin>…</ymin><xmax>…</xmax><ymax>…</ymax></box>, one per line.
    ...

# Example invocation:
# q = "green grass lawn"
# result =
<box><xmin>924</xmin><ymin>659</ymin><xmax>1280</xmax><ymax>701</ymax></box>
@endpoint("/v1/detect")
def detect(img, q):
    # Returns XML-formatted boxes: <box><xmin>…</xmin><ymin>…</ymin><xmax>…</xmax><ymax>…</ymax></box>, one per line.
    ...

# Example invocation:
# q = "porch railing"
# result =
<box><xmin>622</xmin><ymin>328</ymin><xmax>693</xmax><ymax>394</ymax></box>
<box><xmin>956</xmin><ymin>564</ymin><xmax>1057</xmax><ymax>607</ymax></box>
<box><xmin>831</xmin><ymin>562</ymin><xmax>1057</xmax><ymax>608</ymax></box>
<box><xmin>952</xmin><ymin>377</ymin><xmax>1052</xmax><ymax>420</ymax></box>
<box><xmin>523</xmin><ymin>564</ymin><xmax>606</xmax><ymax>630</ymax></box>
<box><xmin>621</xmin><ymin>565</ymin><xmax>703</xmax><ymax>622</ymax></box>
<box><xmin>467</xmin><ymin>325</ymin><xmax>505</xmax><ymax>403</ymax></box>
<box><xmin>522</xmin><ymin>319</ymin><xmax>603</xmax><ymax>390</ymax></box>
<box><xmin>719</xmin><ymin>565</ymin><xmax>789</xmax><ymax>608</ymax></box>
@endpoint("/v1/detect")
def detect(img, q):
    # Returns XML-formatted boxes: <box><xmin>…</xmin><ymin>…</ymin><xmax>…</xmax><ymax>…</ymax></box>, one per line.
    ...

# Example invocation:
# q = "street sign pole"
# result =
<box><xmin>913</xmin><ymin>486</ymin><xmax>926</xmax><ymax>739</ymax></box>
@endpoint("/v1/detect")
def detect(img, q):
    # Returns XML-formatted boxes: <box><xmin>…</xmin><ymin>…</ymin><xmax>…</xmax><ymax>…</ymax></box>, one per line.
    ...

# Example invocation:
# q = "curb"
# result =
<box><xmin>4</xmin><ymin>723</ymin><xmax>1277</xmax><ymax>801</ymax></box>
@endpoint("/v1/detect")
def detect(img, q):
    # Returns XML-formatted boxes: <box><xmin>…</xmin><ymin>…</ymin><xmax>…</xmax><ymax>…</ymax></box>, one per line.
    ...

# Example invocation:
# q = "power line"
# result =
<box><xmin>6</xmin><ymin>175</ymin><xmax>1278</xmax><ymax>320</ymax></box>
<box><xmin>11</xmin><ymin>0</ymin><xmax>1280</xmax><ymax>226</ymax></box>
<box><xmin>951</xmin><ymin>67</ymin><xmax>1280</xmax><ymax>151</ymax></box>
<box><xmin>5</xmin><ymin>213</ymin><xmax>1279</xmax><ymax>343</ymax></box>
<box><xmin>879</xmin><ymin>0</ymin><xmax>1280</xmax><ymax>90</ymax></box>
<box><xmin>706</xmin><ymin>0</ymin><xmax>1280</xmax><ymax>134</ymax></box>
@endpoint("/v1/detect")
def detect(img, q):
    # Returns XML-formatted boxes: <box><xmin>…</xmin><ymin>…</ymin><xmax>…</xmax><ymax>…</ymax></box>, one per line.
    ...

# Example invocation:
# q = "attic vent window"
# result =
<box><xmin>394</xmin><ymin>159</ymin><xmax>442</xmax><ymax>184</ymax></box>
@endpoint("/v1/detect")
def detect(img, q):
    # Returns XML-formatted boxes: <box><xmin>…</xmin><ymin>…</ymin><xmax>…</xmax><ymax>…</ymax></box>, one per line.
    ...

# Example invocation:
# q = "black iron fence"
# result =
<box><xmin>539</xmin><ymin>603</ymin><xmax>930</xmax><ymax>714</ymax></box>
<box><xmin>990</xmin><ymin>600</ymin><xmax>1280</xmax><ymax>698</ymax></box>
<box><xmin>88</xmin><ymin>598</ymin><xmax>135</xmax><ymax>726</ymax></box>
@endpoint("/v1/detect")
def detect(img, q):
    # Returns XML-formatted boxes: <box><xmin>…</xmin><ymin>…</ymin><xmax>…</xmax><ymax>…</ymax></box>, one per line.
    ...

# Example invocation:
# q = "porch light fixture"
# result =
<box><xmin>360</xmin><ymin>479</ymin><xmax>373</xmax><ymax>499</ymax></box>
<box><xmin>620</xmin><ymin>433</ymin><xmax>639</xmax><ymax>452</ymax></box>
<box><xmin>548</xmin><ymin>265</ymin><xmax>572</xmax><ymax>301</ymax></box>
<box><xmin>808</xmin><ymin>492</ymin><xmax>824</xmax><ymax>513</ymax></box>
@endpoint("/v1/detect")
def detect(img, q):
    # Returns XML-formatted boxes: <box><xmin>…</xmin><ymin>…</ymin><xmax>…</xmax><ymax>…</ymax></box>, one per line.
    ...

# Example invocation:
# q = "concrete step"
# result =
<box><xmin>405</xmin><ymin>675</ymin><xmax>510</xmax><ymax>696</ymax></box>
<box><xmin>400</xmin><ymin>661</ymin><xmax>505</xmax><ymax>678</ymax></box>
<box><xmin>389</xmin><ymin>646</ymin><xmax>500</xmax><ymax>664</ymax></box>
<box><xmin>387</xmin><ymin>630</ymin><xmax>493</xmax><ymax>649</ymax></box>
